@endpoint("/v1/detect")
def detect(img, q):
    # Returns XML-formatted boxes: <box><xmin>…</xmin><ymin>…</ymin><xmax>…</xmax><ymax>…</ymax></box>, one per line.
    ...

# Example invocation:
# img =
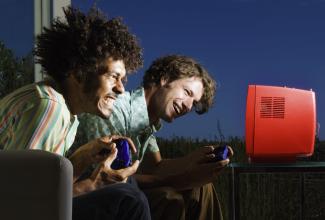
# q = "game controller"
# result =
<box><xmin>212</xmin><ymin>145</ymin><xmax>229</xmax><ymax>161</ymax></box>
<box><xmin>98</xmin><ymin>139</ymin><xmax>132</xmax><ymax>170</ymax></box>
<box><xmin>111</xmin><ymin>139</ymin><xmax>132</xmax><ymax>170</ymax></box>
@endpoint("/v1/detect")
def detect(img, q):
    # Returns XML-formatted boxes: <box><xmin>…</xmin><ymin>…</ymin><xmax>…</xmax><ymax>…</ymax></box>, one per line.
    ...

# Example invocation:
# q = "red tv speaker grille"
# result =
<box><xmin>260</xmin><ymin>97</ymin><xmax>285</xmax><ymax>119</ymax></box>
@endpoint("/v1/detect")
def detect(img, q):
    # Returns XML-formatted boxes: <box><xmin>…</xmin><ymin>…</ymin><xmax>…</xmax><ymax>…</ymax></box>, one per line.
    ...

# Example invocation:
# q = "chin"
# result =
<box><xmin>97</xmin><ymin>100</ymin><xmax>114</xmax><ymax>119</ymax></box>
<box><xmin>162</xmin><ymin>116</ymin><xmax>174</xmax><ymax>123</ymax></box>
<box><xmin>95</xmin><ymin>105</ymin><xmax>113</xmax><ymax>119</ymax></box>
<box><xmin>97</xmin><ymin>110</ymin><xmax>112</xmax><ymax>119</ymax></box>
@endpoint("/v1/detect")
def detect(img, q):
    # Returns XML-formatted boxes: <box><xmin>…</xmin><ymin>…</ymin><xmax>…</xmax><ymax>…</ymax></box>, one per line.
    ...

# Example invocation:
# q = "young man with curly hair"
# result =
<box><xmin>77</xmin><ymin>55</ymin><xmax>233</xmax><ymax>220</ymax></box>
<box><xmin>0</xmin><ymin>7</ymin><xmax>151</xmax><ymax>220</ymax></box>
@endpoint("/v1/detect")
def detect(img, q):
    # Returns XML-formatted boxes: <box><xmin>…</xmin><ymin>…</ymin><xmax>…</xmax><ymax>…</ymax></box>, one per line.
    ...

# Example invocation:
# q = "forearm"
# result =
<box><xmin>73</xmin><ymin>164</ymin><xmax>106</xmax><ymax>197</ymax></box>
<box><xmin>137</xmin><ymin>146</ymin><xmax>231</xmax><ymax>190</ymax></box>
<box><xmin>137</xmin><ymin>154</ymin><xmax>194</xmax><ymax>189</ymax></box>
<box><xmin>138</xmin><ymin>156</ymin><xmax>226</xmax><ymax>190</ymax></box>
<box><xmin>69</xmin><ymin>149</ymin><xmax>93</xmax><ymax>181</ymax></box>
<box><xmin>134</xmin><ymin>173</ymin><xmax>199</xmax><ymax>191</ymax></box>
<box><xmin>73</xmin><ymin>179</ymin><xmax>97</xmax><ymax>197</ymax></box>
<box><xmin>150</xmin><ymin>157</ymin><xmax>189</xmax><ymax>176</ymax></box>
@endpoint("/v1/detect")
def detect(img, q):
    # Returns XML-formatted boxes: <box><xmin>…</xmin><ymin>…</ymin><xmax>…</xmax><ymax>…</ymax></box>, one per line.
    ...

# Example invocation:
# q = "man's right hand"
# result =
<box><xmin>79</xmin><ymin>135</ymin><xmax>137</xmax><ymax>164</ymax></box>
<box><xmin>72</xmin><ymin>137</ymin><xmax>139</xmax><ymax>196</ymax></box>
<box><xmin>69</xmin><ymin>135</ymin><xmax>137</xmax><ymax>182</ymax></box>
<box><xmin>178</xmin><ymin>145</ymin><xmax>233</xmax><ymax>189</ymax></box>
<box><xmin>90</xmin><ymin>147</ymin><xmax>140</xmax><ymax>186</ymax></box>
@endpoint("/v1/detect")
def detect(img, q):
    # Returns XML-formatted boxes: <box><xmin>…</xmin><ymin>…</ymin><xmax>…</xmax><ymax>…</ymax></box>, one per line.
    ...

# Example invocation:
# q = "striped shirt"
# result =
<box><xmin>76</xmin><ymin>87</ymin><xmax>160</xmax><ymax>162</ymax></box>
<box><xmin>0</xmin><ymin>82</ymin><xmax>79</xmax><ymax>155</ymax></box>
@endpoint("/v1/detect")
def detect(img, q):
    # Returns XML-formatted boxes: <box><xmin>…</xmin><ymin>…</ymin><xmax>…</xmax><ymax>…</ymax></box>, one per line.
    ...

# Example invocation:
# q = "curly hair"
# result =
<box><xmin>143</xmin><ymin>55</ymin><xmax>216</xmax><ymax>114</ymax></box>
<box><xmin>34</xmin><ymin>6</ymin><xmax>143</xmax><ymax>84</ymax></box>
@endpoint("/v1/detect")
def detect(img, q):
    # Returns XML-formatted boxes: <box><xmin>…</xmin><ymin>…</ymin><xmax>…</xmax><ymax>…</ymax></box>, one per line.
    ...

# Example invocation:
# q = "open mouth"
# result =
<box><xmin>97</xmin><ymin>95</ymin><xmax>116</xmax><ymax>118</ymax></box>
<box><xmin>102</xmin><ymin>94</ymin><xmax>117</xmax><ymax>105</ymax></box>
<box><xmin>99</xmin><ymin>94</ymin><xmax>117</xmax><ymax>110</ymax></box>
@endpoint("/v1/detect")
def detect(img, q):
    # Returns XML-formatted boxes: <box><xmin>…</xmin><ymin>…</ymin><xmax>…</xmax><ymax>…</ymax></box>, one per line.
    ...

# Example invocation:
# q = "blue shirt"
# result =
<box><xmin>76</xmin><ymin>87</ymin><xmax>161</xmax><ymax>161</ymax></box>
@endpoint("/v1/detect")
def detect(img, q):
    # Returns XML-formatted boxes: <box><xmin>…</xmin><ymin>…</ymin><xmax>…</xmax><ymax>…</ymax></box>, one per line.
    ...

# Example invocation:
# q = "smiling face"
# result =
<box><xmin>149</xmin><ymin>77</ymin><xmax>204</xmax><ymax>123</ymax></box>
<box><xmin>81</xmin><ymin>58</ymin><xmax>126</xmax><ymax>118</ymax></box>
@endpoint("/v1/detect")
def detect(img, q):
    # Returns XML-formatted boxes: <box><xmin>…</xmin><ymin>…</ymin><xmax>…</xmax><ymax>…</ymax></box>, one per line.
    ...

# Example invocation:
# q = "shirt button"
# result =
<box><xmin>144</xmin><ymin>127</ymin><xmax>152</xmax><ymax>134</ymax></box>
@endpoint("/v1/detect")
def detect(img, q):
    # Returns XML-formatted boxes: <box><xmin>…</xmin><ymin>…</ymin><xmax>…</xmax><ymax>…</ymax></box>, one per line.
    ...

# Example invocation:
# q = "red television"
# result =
<box><xmin>245</xmin><ymin>85</ymin><xmax>316</xmax><ymax>162</ymax></box>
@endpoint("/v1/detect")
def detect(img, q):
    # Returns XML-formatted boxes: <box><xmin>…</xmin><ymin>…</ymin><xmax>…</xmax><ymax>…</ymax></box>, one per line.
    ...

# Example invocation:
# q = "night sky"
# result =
<box><xmin>0</xmin><ymin>0</ymin><xmax>324</xmax><ymax>140</ymax></box>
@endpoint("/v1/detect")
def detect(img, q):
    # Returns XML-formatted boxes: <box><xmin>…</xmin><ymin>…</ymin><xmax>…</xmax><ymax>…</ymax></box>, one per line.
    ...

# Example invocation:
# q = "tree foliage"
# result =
<box><xmin>0</xmin><ymin>41</ymin><xmax>34</xmax><ymax>98</ymax></box>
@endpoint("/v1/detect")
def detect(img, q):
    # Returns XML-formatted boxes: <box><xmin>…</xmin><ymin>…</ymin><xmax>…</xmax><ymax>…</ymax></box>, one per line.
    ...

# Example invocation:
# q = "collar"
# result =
<box><xmin>36</xmin><ymin>80</ymin><xmax>66</xmax><ymax>106</ymax></box>
<box><xmin>129</xmin><ymin>87</ymin><xmax>162</xmax><ymax>135</ymax></box>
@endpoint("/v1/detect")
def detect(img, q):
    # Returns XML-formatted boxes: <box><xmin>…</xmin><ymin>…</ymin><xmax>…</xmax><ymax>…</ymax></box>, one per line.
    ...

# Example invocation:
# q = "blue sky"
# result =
<box><xmin>0</xmin><ymin>0</ymin><xmax>324</xmax><ymax>140</ymax></box>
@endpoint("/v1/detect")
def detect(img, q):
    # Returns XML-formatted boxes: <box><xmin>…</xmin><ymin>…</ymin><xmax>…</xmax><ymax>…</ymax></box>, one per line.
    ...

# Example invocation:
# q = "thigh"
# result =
<box><xmin>143</xmin><ymin>187</ymin><xmax>185</xmax><ymax>220</ymax></box>
<box><xmin>73</xmin><ymin>183</ymin><xmax>150</xmax><ymax>220</ymax></box>
<box><xmin>182</xmin><ymin>183</ymin><xmax>223</xmax><ymax>220</ymax></box>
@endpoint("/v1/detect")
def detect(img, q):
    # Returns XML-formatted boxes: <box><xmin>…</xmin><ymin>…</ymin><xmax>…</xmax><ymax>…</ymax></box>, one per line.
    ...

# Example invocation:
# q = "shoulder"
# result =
<box><xmin>35</xmin><ymin>81</ymin><xmax>66</xmax><ymax>105</ymax></box>
<box><xmin>113</xmin><ymin>90</ymin><xmax>131</xmax><ymax>108</ymax></box>
<box><xmin>19</xmin><ymin>82</ymin><xmax>70</xmax><ymax>121</ymax></box>
<box><xmin>0</xmin><ymin>83</ymin><xmax>48</xmax><ymax>117</ymax></box>
<box><xmin>33</xmin><ymin>82</ymin><xmax>70</xmax><ymax>119</ymax></box>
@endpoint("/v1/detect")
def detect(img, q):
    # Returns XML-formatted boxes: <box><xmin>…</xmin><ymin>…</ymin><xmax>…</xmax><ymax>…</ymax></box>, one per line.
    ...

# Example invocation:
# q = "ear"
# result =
<box><xmin>160</xmin><ymin>76</ymin><xmax>169</xmax><ymax>87</ymax></box>
<box><xmin>70</xmin><ymin>71</ymin><xmax>82</xmax><ymax>83</ymax></box>
<box><xmin>67</xmin><ymin>71</ymin><xmax>83</xmax><ymax>89</ymax></box>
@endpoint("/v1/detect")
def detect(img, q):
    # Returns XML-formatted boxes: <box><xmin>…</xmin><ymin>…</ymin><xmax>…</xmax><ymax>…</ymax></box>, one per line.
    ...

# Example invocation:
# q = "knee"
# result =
<box><xmin>201</xmin><ymin>183</ymin><xmax>215</xmax><ymax>194</ymax></box>
<box><xmin>159</xmin><ymin>188</ymin><xmax>186</xmax><ymax>213</ymax></box>
<box><xmin>188</xmin><ymin>183</ymin><xmax>216</xmax><ymax>203</ymax></box>
<box><xmin>201</xmin><ymin>183</ymin><xmax>216</xmax><ymax>198</ymax></box>
<box><xmin>133</xmin><ymin>188</ymin><xmax>150</xmax><ymax>210</ymax></box>
<box><xmin>170</xmin><ymin>195</ymin><xmax>186</xmax><ymax>214</ymax></box>
<box><xmin>122</xmin><ymin>186</ymin><xmax>151</xmax><ymax>219</ymax></box>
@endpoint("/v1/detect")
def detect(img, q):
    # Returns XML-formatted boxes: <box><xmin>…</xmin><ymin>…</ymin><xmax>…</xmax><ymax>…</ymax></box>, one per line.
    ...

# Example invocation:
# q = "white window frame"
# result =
<box><xmin>34</xmin><ymin>0</ymin><xmax>71</xmax><ymax>82</ymax></box>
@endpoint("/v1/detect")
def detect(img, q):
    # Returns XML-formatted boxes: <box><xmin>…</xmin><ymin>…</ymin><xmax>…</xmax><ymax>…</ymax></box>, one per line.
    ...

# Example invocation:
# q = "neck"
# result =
<box><xmin>59</xmin><ymin>77</ymin><xmax>83</xmax><ymax>115</ymax></box>
<box><xmin>144</xmin><ymin>86</ymin><xmax>160</xmax><ymax>125</ymax></box>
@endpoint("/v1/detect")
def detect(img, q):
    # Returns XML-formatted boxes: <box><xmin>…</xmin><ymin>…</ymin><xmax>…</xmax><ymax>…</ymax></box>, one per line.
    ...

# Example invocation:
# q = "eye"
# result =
<box><xmin>185</xmin><ymin>88</ymin><xmax>191</xmax><ymax>96</ymax></box>
<box><xmin>105</xmin><ymin>73</ymin><xmax>119</xmax><ymax>81</ymax></box>
<box><xmin>112</xmin><ymin>73</ymin><xmax>119</xmax><ymax>80</ymax></box>
<box><xmin>122</xmin><ymin>76</ymin><xmax>128</xmax><ymax>85</ymax></box>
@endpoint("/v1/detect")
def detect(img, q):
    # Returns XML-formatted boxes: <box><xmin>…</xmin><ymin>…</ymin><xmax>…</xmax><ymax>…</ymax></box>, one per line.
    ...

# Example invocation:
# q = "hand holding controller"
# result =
<box><xmin>98</xmin><ymin>139</ymin><xmax>132</xmax><ymax>170</ymax></box>
<box><xmin>212</xmin><ymin>145</ymin><xmax>229</xmax><ymax>162</ymax></box>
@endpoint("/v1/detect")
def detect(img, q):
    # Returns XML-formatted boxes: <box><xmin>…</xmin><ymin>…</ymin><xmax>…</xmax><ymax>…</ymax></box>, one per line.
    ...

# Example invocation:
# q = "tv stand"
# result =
<box><xmin>228</xmin><ymin>162</ymin><xmax>325</xmax><ymax>220</ymax></box>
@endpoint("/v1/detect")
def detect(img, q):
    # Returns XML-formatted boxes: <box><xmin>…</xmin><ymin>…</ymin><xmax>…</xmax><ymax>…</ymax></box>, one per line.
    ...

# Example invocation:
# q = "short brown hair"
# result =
<box><xmin>143</xmin><ymin>55</ymin><xmax>216</xmax><ymax>114</ymax></box>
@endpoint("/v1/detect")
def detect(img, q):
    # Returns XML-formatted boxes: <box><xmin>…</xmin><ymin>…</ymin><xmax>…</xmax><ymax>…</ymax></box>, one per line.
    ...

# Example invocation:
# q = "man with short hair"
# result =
<box><xmin>77</xmin><ymin>55</ymin><xmax>233</xmax><ymax>220</ymax></box>
<box><xmin>0</xmin><ymin>7</ymin><xmax>151</xmax><ymax>220</ymax></box>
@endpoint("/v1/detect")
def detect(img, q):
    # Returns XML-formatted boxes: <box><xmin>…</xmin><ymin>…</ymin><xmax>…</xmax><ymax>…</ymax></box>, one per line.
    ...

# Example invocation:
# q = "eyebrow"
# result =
<box><xmin>105</xmin><ymin>71</ymin><xmax>121</xmax><ymax>78</ymax></box>
<box><xmin>110</xmin><ymin>71</ymin><xmax>127</xmax><ymax>83</ymax></box>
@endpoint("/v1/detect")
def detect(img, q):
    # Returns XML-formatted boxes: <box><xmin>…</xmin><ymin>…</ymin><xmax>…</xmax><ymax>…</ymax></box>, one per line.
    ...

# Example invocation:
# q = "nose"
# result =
<box><xmin>112</xmin><ymin>79</ymin><xmax>125</xmax><ymax>95</ymax></box>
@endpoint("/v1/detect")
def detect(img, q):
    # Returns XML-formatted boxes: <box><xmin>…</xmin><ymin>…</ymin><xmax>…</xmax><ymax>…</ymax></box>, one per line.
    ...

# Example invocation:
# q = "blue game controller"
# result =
<box><xmin>212</xmin><ymin>145</ymin><xmax>229</xmax><ymax>161</ymax></box>
<box><xmin>111</xmin><ymin>139</ymin><xmax>132</xmax><ymax>170</ymax></box>
<box><xmin>98</xmin><ymin>139</ymin><xmax>132</xmax><ymax>170</ymax></box>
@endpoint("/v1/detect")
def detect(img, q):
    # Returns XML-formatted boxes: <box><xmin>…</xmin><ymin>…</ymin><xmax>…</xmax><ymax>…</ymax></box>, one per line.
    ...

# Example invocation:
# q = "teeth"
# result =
<box><xmin>173</xmin><ymin>104</ymin><xmax>178</xmax><ymax>114</ymax></box>
<box><xmin>105</xmin><ymin>96</ymin><xmax>115</xmax><ymax>101</ymax></box>
<box><xmin>174</xmin><ymin>104</ymin><xmax>180</xmax><ymax>115</ymax></box>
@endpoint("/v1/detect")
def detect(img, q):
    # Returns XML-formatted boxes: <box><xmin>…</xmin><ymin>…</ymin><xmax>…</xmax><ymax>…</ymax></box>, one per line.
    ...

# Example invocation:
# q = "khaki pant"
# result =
<box><xmin>142</xmin><ymin>183</ymin><xmax>223</xmax><ymax>220</ymax></box>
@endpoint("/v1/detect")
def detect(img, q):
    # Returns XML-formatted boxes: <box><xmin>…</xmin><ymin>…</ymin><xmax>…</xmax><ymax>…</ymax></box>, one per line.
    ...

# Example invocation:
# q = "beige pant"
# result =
<box><xmin>142</xmin><ymin>183</ymin><xmax>223</xmax><ymax>220</ymax></box>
